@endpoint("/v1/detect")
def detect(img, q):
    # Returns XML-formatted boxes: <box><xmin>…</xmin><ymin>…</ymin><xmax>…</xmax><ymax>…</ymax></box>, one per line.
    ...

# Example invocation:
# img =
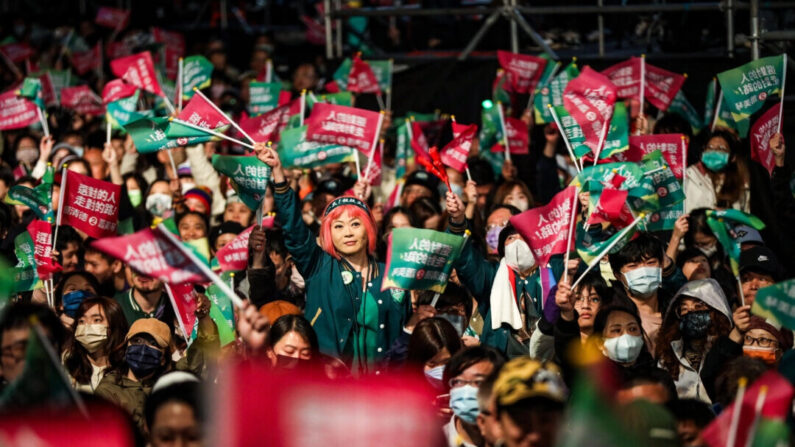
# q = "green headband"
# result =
<box><xmin>323</xmin><ymin>196</ymin><xmax>370</xmax><ymax>217</ymax></box>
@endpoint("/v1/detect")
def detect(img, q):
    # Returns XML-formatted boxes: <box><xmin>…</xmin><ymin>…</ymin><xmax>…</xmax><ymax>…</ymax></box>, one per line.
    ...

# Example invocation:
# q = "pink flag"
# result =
<box><xmin>95</xmin><ymin>7</ymin><xmax>130</xmax><ymax>30</ymax></box>
<box><xmin>165</xmin><ymin>283</ymin><xmax>198</xmax><ymax>343</ymax></box>
<box><xmin>110</xmin><ymin>52</ymin><xmax>163</xmax><ymax>96</ymax></box>
<box><xmin>0</xmin><ymin>90</ymin><xmax>38</xmax><ymax>131</ymax></box>
<box><xmin>278</xmin><ymin>91</ymin><xmax>292</xmax><ymax>107</ymax></box>
<box><xmin>441</xmin><ymin>123</ymin><xmax>476</xmax><ymax>172</ymax></box>
<box><xmin>71</xmin><ymin>42</ymin><xmax>102</xmax><ymax>75</ymax></box>
<box><xmin>106</xmin><ymin>41</ymin><xmax>131</xmax><ymax>59</ymax></box>
<box><xmin>28</xmin><ymin>220</ymin><xmax>61</xmax><ymax>281</ymax></box>
<box><xmin>239</xmin><ymin>104</ymin><xmax>291</xmax><ymax>144</ymax></box>
<box><xmin>701</xmin><ymin>371</ymin><xmax>794</xmax><ymax>447</ymax></box>
<box><xmin>510</xmin><ymin>186</ymin><xmax>578</xmax><ymax>266</ymax></box>
<box><xmin>410</xmin><ymin>120</ymin><xmax>431</xmax><ymax>163</ymax></box>
<box><xmin>0</xmin><ymin>42</ymin><xmax>34</xmax><ymax>63</ymax></box>
<box><xmin>177</xmin><ymin>94</ymin><xmax>230</xmax><ymax>130</ymax></box>
<box><xmin>601</xmin><ymin>58</ymin><xmax>640</xmax><ymax>102</ymax></box>
<box><xmin>563</xmin><ymin>67</ymin><xmax>617</xmax><ymax>154</ymax></box>
<box><xmin>612</xmin><ymin>134</ymin><xmax>686</xmax><ymax>179</ymax></box>
<box><xmin>601</xmin><ymin>57</ymin><xmax>685</xmax><ymax>111</ymax></box>
<box><xmin>61</xmin><ymin>86</ymin><xmax>104</xmax><ymax>116</ymax></box>
<box><xmin>152</xmin><ymin>28</ymin><xmax>185</xmax><ymax>80</ymax></box>
<box><xmin>215</xmin><ymin>226</ymin><xmax>254</xmax><ymax>272</ymax></box>
<box><xmin>490</xmin><ymin>117</ymin><xmax>529</xmax><ymax>155</ymax></box>
<box><xmin>324</xmin><ymin>80</ymin><xmax>341</xmax><ymax>93</ymax></box>
<box><xmin>91</xmin><ymin>228</ymin><xmax>208</xmax><ymax>284</ymax></box>
<box><xmin>749</xmin><ymin>105</ymin><xmax>780</xmax><ymax>176</ymax></box>
<box><xmin>305</xmin><ymin>103</ymin><xmax>380</xmax><ymax>154</ymax></box>
<box><xmin>58</xmin><ymin>170</ymin><xmax>121</xmax><ymax>239</ymax></box>
<box><xmin>102</xmin><ymin>79</ymin><xmax>138</xmax><ymax>104</ymax></box>
<box><xmin>586</xmin><ymin>188</ymin><xmax>633</xmax><ymax>229</ymax></box>
<box><xmin>363</xmin><ymin>145</ymin><xmax>383</xmax><ymax>186</ymax></box>
<box><xmin>497</xmin><ymin>50</ymin><xmax>547</xmax><ymax>94</ymax></box>
<box><xmin>347</xmin><ymin>54</ymin><xmax>381</xmax><ymax>94</ymax></box>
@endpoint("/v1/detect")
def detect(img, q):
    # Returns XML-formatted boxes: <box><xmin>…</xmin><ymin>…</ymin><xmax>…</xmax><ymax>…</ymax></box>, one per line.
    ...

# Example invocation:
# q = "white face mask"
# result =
<box><xmin>603</xmin><ymin>333</ymin><xmax>644</xmax><ymax>363</ymax></box>
<box><xmin>146</xmin><ymin>193</ymin><xmax>173</xmax><ymax>217</ymax></box>
<box><xmin>504</xmin><ymin>239</ymin><xmax>536</xmax><ymax>273</ymax></box>
<box><xmin>700</xmin><ymin>244</ymin><xmax>717</xmax><ymax>257</ymax></box>
<box><xmin>507</xmin><ymin>198</ymin><xmax>529</xmax><ymax>212</ymax></box>
<box><xmin>16</xmin><ymin>147</ymin><xmax>38</xmax><ymax>164</ymax></box>
<box><xmin>622</xmin><ymin>266</ymin><xmax>662</xmax><ymax>298</ymax></box>
<box><xmin>74</xmin><ymin>324</ymin><xmax>109</xmax><ymax>354</ymax></box>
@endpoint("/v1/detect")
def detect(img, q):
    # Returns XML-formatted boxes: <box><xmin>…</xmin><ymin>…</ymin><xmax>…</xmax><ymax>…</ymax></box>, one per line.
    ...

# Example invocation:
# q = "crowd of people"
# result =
<box><xmin>0</xmin><ymin>8</ymin><xmax>793</xmax><ymax>447</ymax></box>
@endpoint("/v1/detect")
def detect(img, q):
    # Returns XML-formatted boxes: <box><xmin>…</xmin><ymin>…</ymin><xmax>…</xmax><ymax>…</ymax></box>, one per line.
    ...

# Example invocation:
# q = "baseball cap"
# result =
<box><xmin>259</xmin><ymin>300</ymin><xmax>302</xmax><ymax>324</ymax></box>
<box><xmin>739</xmin><ymin>246</ymin><xmax>782</xmax><ymax>280</ymax></box>
<box><xmin>126</xmin><ymin>318</ymin><xmax>171</xmax><ymax>349</ymax></box>
<box><xmin>404</xmin><ymin>170</ymin><xmax>439</xmax><ymax>192</ymax></box>
<box><xmin>732</xmin><ymin>224</ymin><xmax>764</xmax><ymax>247</ymax></box>
<box><xmin>493</xmin><ymin>357</ymin><xmax>567</xmax><ymax>408</ymax></box>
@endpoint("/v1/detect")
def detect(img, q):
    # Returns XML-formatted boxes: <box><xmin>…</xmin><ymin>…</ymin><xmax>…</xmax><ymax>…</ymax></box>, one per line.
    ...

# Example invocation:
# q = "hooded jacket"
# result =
<box><xmin>659</xmin><ymin>279</ymin><xmax>732</xmax><ymax>403</ymax></box>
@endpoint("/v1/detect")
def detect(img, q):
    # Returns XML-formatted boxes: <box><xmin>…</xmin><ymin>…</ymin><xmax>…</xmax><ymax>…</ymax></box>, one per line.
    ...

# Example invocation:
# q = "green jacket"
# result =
<box><xmin>452</xmin><ymin>233</ymin><xmax>545</xmax><ymax>355</ymax></box>
<box><xmin>95</xmin><ymin>370</ymin><xmax>154</xmax><ymax>435</ymax></box>
<box><xmin>272</xmin><ymin>182</ymin><xmax>409</xmax><ymax>369</ymax></box>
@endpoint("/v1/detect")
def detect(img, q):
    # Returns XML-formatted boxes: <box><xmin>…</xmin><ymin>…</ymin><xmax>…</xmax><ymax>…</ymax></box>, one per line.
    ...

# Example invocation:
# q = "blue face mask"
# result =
<box><xmin>424</xmin><ymin>365</ymin><xmax>445</xmax><ymax>390</ymax></box>
<box><xmin>126</xmin><ymin>344</ymin><xmax>163</xmax><ymax>378</ymax></box>
<box><xmin>623</xmin><ymin>266</ymin><xmax>662</xmax><ymax>298</ymax></box>
<box><xmin>450</xmin><ymin>385</ymin><xmax>480</xmax><ymax>424</ymax></box>
<box><xmin>701</xmin><ymin>151</ymin><xmax>729</xmax><ymax>172</ymax></box>
<box><xmin>679</xmin><ymin>310</ymin><xmax>711</xmax><ymax>340</ymax></box>
<box><xmin>62</xmin><ymin>290</ymin><xmax>93</xmax><ymax>318</ymax></box>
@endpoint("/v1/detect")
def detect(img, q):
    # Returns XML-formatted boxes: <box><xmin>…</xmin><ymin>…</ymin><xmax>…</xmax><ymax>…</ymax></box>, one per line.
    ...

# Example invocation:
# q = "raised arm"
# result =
<box><xmin>255</xmin><ymin>143</ymin><xmax>323</xmax><ymax>277</ymax></box>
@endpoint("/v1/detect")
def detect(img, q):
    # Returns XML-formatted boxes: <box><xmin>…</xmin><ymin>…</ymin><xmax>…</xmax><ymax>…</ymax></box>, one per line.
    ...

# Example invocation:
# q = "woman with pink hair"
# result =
<box><xmin>256</xmin><ymin>143</ymin><xmax>410</xmax><ymax>373</ymax></box>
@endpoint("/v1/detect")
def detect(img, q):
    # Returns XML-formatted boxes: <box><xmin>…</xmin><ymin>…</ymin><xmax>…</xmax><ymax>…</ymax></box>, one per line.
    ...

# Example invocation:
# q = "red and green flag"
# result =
<box><xmin>534</xmin><ymin>61</ymin><xmax>579</xmax><ymax>124</ymax></box>
<box><xmin>16</xmin><ymin>77</ymin><xmax>44</xmax><ymax>109</ymax></box>
<box><xmin>563</xmin><ymin>66</ymin><xmax>618</xmax><ymax>156</ymax></box>
<box><xmin>382</xmin><ymin>228</ymin><xmax>465</xmax><ymax>293</ymax></box>
<box><xmin>277</xmin><ymin>125</ymin><xmax>356</xmax><ymax>170</ymax></box>
<box><xmin>166</xmin><ymin>93</ymin><xmax>231</xmax><ymax>139</ymax></box>
<box><xmin>347</xmin><ymin>54</ymin><xmax>381</xmax><ymax>94</ymax></box>
<box><xmin>613</xmin><ymin>134</ymin><xmax>687</xmax><ymax>180</ymax></box>
<box><xmin>749</xmin><ymin>105</ymin><xmax>780</xmax><ymax>176</ymax></box>
<box><xmin>556</xmin><ymin>102</ymin><xmax>629</xmax><ymax>161</ymax></box>
<box><xmin>751</xmin><ymin>279</ymin><xmax>795</xmax><ymax>330</ymax></box>
<box><xmin>102</xmin><ymin>79</ymin><xmax>138</xmax><ymax>104</ymax></box>
<box><xmin>716</xmin><ymin>54</ymin><xmax>786</xmax><ymax>124</ymax></box>
<box><xmin>497</xmin><ymin>50</ymin><xmax>548</xmax><ymax>94</ymax></box>
<box><xmin>28</xmin><ymin>220</ymin><xmax>61</xmax><ymax>282</ymax></box>
<box><xmin>510</xmin><ymin>186</ymin><xmax>578</xmax><ymax>266</ymax></box>
<box><xmin>601</xmin><ymin>56</ymin><xmax>686</xmax><ymax>111</ymax></box>
<box><xmin>586</xmin><ymin>184</ymin><xmax>633</xmax><ymax>229</ymax></box>
<box><xmin>211</xmin><ymin>155</ymin><xmax>271</xmax><ymax>211</ymax></box>
<box><xmin>239</xmin><ymin>104</ymin><xmax>291</xmax><ymax>144</ymax></box>
<box><xmin>126</xmin><ymin>116</ymin><xmax>202</xmax><ymax>152</ymax></box>
<box><xmin>490</xmin><ymin>116</ymin><xmax>529</xmax><ymax>155</ymax></box>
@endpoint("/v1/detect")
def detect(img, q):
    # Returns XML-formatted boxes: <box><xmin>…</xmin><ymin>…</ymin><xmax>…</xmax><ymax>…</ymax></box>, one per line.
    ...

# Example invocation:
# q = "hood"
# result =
<box><xmin>664</xmin><ymin>278</ymin><xmax>732</xmax><ymax>321</ymax></box>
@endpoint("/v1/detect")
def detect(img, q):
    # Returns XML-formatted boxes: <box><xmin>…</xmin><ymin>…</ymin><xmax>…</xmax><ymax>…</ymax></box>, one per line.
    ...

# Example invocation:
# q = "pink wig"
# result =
<box><xmin>320</xmin><ymin>200</ymin><xmax>378</xmax><ymax>259</ymax></box>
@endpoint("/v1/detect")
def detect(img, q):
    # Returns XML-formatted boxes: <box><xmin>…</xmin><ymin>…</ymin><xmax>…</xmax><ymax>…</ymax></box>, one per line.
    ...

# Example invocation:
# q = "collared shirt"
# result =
<box><xmin>444</xmin><ymin>416</ymin><xmax>477</xmax><ymax>447</ymax></box>
<box><xmin>114</xmin><ymin>289</ymin><xmax>168</xmax><ymax>326</ymax></box>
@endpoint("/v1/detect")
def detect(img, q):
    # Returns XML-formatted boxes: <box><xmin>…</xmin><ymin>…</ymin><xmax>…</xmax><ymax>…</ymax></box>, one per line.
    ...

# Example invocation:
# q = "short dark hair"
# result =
<box><xmin>406</xmin><ymin>317</ymin><xmax>463</xmax><ymax>368</ymax></box>
<box><xmin>409</xmin><ymin>196</ymin><xmax>442</xmax><ymax>229</ymax></box>
<box><xmin>83</xmin><ymin>237</ymin><xmax>115</xmax><ymax>261</ymax></box>
<box><xmin>0</xmin><ymin>302</ymin><xmax>66</xmax><ymax>353</ymax></box>
<box><xmin>267</xmin><ymin>314</ymin><xmax>319</xmax><ymax>354</ymax></box>
<box><xmin>571</xmin><ymin>272</ymin><xmax>613</xmax><ymax>306</ymax></box>
<box><xmin>591</xmin><ymin>304</ymin><xmax>644</xmax><ymax>339</ymax></box>
<box><xmin>621</xmin><ymin>367</ymin><xmax>678</xmax><ymax>403</ymax></box>
<box><xmin>443</xmin><ymin>346</ymin><xmax>506</xmax><ymax>390</ymax></box>
<box><xmin>54</xmin><ymin>225</ymin><xmax>83</xmax><ymax>252</ymax></box>
<box><xmin>497</xmin><ymin>223</ymin><xmax>519</xmax><ymax>259</ymax></box>
<box><xmin>144</xmin><ymin>379</ymin><xmax>203</xmax><ymax>431</ymax></box>
<box><xmin>609</xmin><ymin>232</ymin><xmax>665</xmax><ymax>274</ymax></box>
<box><xmin>666</xmin><ymin>398</ymin><xmax>715</xmax><ymax>427</ymax></box>
<box><xmin>653</xmin><ymin>113</ymin><xmax>693</xmax><ymax>141</ymax></box>
<box><xmin>467</xmin><ymin>157</ymin><xmax>495</xmax><ymax>185</ymax></box>
<box><xmin>416</xmin><ymin>283</ymin><xmax>473</xmax><ymax>320</ymax></box>
<box><xmin>0</xmin><ymin>165</ymin><xmax>13</xmax><ymax>188</ymax></box>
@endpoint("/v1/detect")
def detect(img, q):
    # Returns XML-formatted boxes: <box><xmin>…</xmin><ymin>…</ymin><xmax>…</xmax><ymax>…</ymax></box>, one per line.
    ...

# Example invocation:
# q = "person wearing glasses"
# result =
<box><xmin>441</xmin><ymin>346</ymin><xmax>506</xmax><ymax>447</ymax></box>
<box><xmin>684</xmin><ymin>129</ymin><xmax>750</xmax><ymax>214</ymax></box>
<box><xmin>655</xmin><ymin>279</ymin><xmax>733</xmax><ymax>403</ymax></box>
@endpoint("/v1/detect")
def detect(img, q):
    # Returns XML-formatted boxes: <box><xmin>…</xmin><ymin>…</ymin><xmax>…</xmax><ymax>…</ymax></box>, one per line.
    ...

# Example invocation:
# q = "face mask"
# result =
<box><xmin>450</xmin><ymin>385</ymin><xmax>480</xmax><ymax>424</ymax></box>
<box><xmin>623</xmin><ymin>266</ymin><xmax>662</xmax><ymax>298</ymax></box>
<box><xmin>275</xmin><ymin>354</ymin><xmax>312</xmax><ymax>370</ymax></box>
<box><xmin>126</xmin><ymin>344</ymin><xmax>163</xmax><ymax>378</ymax></box>
<box><xmin>701</xmin><ymin>151</ymin><xmax>729</xmax><ymax>172</ymax></box>
<box><xmin>62</xmin><ymin>290</ymin><xmax>93</xmax><ymax>318</ymax></box>
<box><xmin>75</xmin><ymin>324</ymin><xmax>108</xmax><ymax>353</ymax></box>
<box><xmin>603</xmin><ymin>333</ymin><xmax>644</xmax><ymax>363</ymax></box>
<box><xmin>486</xmin><ymin>225</ymin><xmax>505</xmax><ymax>254</ymax></box>
<box><xmin>16</xmin><ymin>147</ymin><xmax>38</xmax><ymax>164</ymax></box>
<box><xmin>146</xmin><ymin>193</ymin><xmax>173</xmax><ymax>217</ymax></box>
<box><xmin>424</xmin><ymin>365</ymin><xmax>445</xmax><ymax>390</ymax></box>
<box><xmin>679</xmin><ymin>310</ymin><xmax>711</xmax><ymax>340</ymax></box>
<box><xmin>450</xmin><ymin>183</ymin><xmax>463</xmax><ymax>198</ymax></box>
<box><xmin>128</xmin><ymin>189</ymin><xmax>143</xmax><ymax>208</ymax></box>
<box><xmin>439</xmin><ymin>313</ymin><xmax>466</xmax><ymax>336</ymax></box>
<box><xmin>504</xmin><ymin>239</ymin><xmax>536</xmax><ymax>273</ymax></box>
<box><xmin>743</xmin><ymin>346</ymin><xmax>778</xmax><ymax>365</ymax></box>
<box><xmin>700</xmin><ymin>244</ymin><xmax>717</xmax><ymax>257</ymax></box>
<box><xmin>507</xmin><ymin>199</ymin><xmax>529</xmax><ymax>212</ymax></box>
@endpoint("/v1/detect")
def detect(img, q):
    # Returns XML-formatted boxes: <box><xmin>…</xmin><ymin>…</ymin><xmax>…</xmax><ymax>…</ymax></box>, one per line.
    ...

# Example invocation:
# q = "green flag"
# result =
<box><xmin>382</xmin><ymin>228</ymin><xmax>465</xmax><ymax>293</ymax></box>
<box><xmin>211</xmin><ymin>155</ymin><xmax>271</xmax><ymax>211</ymax></box>
<box><xmin>126</xmin><ymin>116</ymin><xmax>214</xmax><ymax>153</ymax></box>
<box><xmin>308</xmin><ymin>91</ymin><xmax>353</xmax><ymax>109</ymax></box>
<box><xmin>332</xmin><ymin>57</ymin><xmax>353</xmax><ymax>90</ymax></box>
<box><xmin>751</xmin><ymin>279</ymin><xmax>795</xmax><ymax>330</ymax></box>
<box><xmin>478</xmin><ymin>102</ymin><xmax>505</xmax><ymax>153</ymax></box>
<box><xmin>395</xmin><ymin>120</ymin><xmax>412</xmax><ymax>179</ymax></box>
<box><xmin>705</xmin><ymin>209</ymin><xmax>766</xmax><ymax>275</ymax></box>
<box><xmin>6</xmin><ymin>185</ymin><xmax>49</xmax><ymax>220</ymax></box>
<box><xmin>16</xmin><ymin>77</ymin><xmax>43</xmax><ymax>109</ymax></box>
<box><xmin>493</xmin><ymin>70</ymin><xmax>512</xmax><ymax>105</ymax></box>
<box><xmin>749</xmin><ymin>418</ymin><xmax>790</xmax><ymax>447</ymax></box>
<box><xmin>572</xmin><ymin>162</ymin><xmax>646</xmax><ymax>191</ymax></box>
<box><xmin>10</xmin><ymin>234</ymin><xmax>38</xmax><ymax>294</ymax></box>
<box><xmin>106</xmin><ymin>91</ymin><xmax>144</xmax><ymax>130</ymax></box>
<box><xmin>669</xmin><ymin>90</ymin><xmax>703</xmax><ymax>135</ymax></box>
<box><xmin>277</xmin><ymin>126</ymin><xmax>355</xmax><ymax>170</ymax></box>
<box><xmin>628</xmin><ymin>150</ymin><xmax>685</xmax><ymax>214</ymax></box>
<box><xmin>368</xmin><ymin>60</ymin><xmax>393</xmax><ymax>92</ymax></box>
<box><xmin>248</xmin><ymin>81</ymin><xmax>282</xmax><ymax>115</ymax></box>
<box><xmin>645</xmin><ymin>203</ymin><xmax>686</xmax><ymax>232</ymax></box>
<box><xmin>207</xmin><ymin>270</ymin><xmax>237</xmax><ymax>346</ymax></box>
<box><xmin>576</xmin><ymin>222</ymin><xmax>638</xmax><ymax>266</ymax></box>
<box><xmin>534</xmin><ymin>62</ymin><xmax>579</xmax><ymax>124</ymax></box>
<box><xmin>181</xmin><ymin>55</ymin><xmax>213</xmax><ymax>101</ymax></box>
<box><xmin>717</xmin><ymin>54</ymin><xmax>785</xmax><ymax>125</ymax></box>
<box><xmin>704</xmin><ymin>78</ymin><xmax>717</xmax><ymax>128</ymax></box>
<box><xmin>555</xmin><ymin>102</ymin><xmax>629</xmax><ymax>160</ymax></box>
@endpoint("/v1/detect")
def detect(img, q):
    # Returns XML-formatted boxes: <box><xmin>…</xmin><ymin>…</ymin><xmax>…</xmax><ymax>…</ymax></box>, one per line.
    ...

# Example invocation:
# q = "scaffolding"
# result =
<box><xmin>324</xmin><ymin>0</ymin><xmax>795</xmax><ymax>62</ymax></box>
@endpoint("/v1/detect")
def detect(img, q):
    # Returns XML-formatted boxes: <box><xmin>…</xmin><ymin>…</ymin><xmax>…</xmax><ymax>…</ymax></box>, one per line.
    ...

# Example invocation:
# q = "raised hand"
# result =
<box><xmin>254</xmin><ymin>142</ymin><xmax>285</xmax><ymax>183</ymax></box>
<box><xmin>770</xmin><ymin>133</ymin><xmax>785</xmax><ymax>168</ymax></box>
<box><xmin>555</xmin><ymin>282</ymin><xmax>575</xmax><ymax>321</ymax></box>
<box><xmin>446</xmin><ymin>191</ymin><xmax>465</xmax><ymax>224</ymax></box>
<box><xmin>237</xmin><ymin>301</ymin><xmax>269</xmax><ymax>351</ymax></box>
<box><xmin>353</xmin><ymin>180</ymin><xmax>372</xmax><ymax>200</ymax></box>
<box><xmin>39</xmin><ymin>135</ymin><xmax>54</xmax><ymax>163</ymax></box>
<box><xmin>249</xmin><ymin>225</ymin><xmax>267</xmax><ymax>269</ymax></box>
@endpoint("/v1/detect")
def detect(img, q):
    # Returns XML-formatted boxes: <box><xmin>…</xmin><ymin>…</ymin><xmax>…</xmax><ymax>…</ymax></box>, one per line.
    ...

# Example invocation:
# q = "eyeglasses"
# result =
<box><xmin>573</xmin><ymin>295</ymin><xmax>601</xmax><ymax>306</ymax></box>
<box><xmin>744</xmin><ymin>335</ymin><xmax>778</xmax><ymax>348</ymax></box>
<box><xmin>0</xmin><ymin>340</ymin><xmax>27</xmax><ymax>360</ymax></box>
<box><xmin>676</xmin><ymin>302</ymin><xmax>709</xmax><ymax>318</ymax></box>
<box><xmin>449</xmin><ymin>378</ymin><xmax>485</xmax><ymax>389</ymax></box>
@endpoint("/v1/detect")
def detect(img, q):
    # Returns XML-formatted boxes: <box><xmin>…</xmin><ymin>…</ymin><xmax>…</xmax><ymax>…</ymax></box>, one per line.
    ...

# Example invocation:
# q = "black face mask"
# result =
<box><xmin>274</xmin><ymin>354</ymin><xmax>312</xmax><ymax>370</ymax></box>
<box><xmin>679</xmin><ymin>310</ymin><xmax>711</xmax><ymax>339</ymax></box>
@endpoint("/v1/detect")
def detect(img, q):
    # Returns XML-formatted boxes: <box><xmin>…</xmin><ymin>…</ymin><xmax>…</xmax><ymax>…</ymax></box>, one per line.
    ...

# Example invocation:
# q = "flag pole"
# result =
<box><xmin>548</xmin><ymin>105</ymin><xmax>582</xmax><ymax>173</ymax></box>
<box><xmin>562</xmin><ymin>187</ymin><xmax>579</xmax><ymax>285</ymax></box>
<box><xmin>736</xmin><ymin>275</ymin><xmax>746</xmax><ymax>307</ymax></box>
<box><xmin>192</xmin><ymin>87</ymin><xmax>257</xmax><ymax>144</ymax></box>
<box><xmin>156</xmin><ymin>224</ymin><xmax>245</xmax><ymax>309</ymax></box>
<box><xmin>726</xmin><ymin>377</ymin><xmax>748</xmax><ymax>447</ymax></box>
<box><xmin>177</xmin><ymin>57</ymin><xmax>183</xmax><ymax>113</ymax></box>
<box><xmin>375</xmin><ymin>93</ymin><xmax>386</xmax><ymax>112</ymax></box>
<box><xmin>496</xmin><ymin>101</ymin><xmax>511</xmax><ymax>162</ymax></box>
<box><xmin>37</xmin><ymin>107</ymin><xmax>50</xmax><ymax>138</ymax></box>
<box><xmin>363</xmin><ymin>112</ymin><xmax>385</xmax><ymax>182</ymax></box>
<box><xmin>164</xmin><ymin>284</ymin><xmax>190</xmax><ymax>345</ymax></box>
<box><xmin>52</xmin><ymin>166</ymin><xmax>68</xmax><ymax>249</ymax></box>
<box><xmin>777</xmin><ymin>53</ymin><xmax>787</xmax><ymax>134</ymax></box>
<box><xmin>265</xmin><ymin>59</ymin><xmax>273</xmax><ymax>83</ymax></box>
<box><xmin>385</xmin><ymin>58</ymin><xmax>394</xmax><ymax>111</ymax></box>
<box><xmin>166</xmin><ymin>149</ymin><xmax>178</xmax><ymax>180</ymax></box>
<box><xmin>106</xmin><ymin>120</ymin><xmax>112</xmax><ymax>147</ymax></box>
<box><xmin>744</xmin><ymin>385</ymin><xmax>768</xmax><ymax>447</ymax></box>
<box><xmin>168</xmin><ymin>118</ymin><xmax>255</xmax><ymax>150</ymax></box>
<box><xmin>637</xmin><ymin>54</ymin><xmax>645</xmax><ymax>136</ymax></box>
<box><xmin>681</xmin><ymin>135</ymin><xmax>688</xmax><ymax>212</ymax></box>
<box><xmin>711</xmin><ymin>89</ymin><xmax>722</xmax><ymax>132</ymax></box>
<box><xmin>591</xmin><ymin>117</ymin><xmax>610</xmax><ymax>166</ymax></box>
<box><xmin>299</xmin><ymin>89</ymin><xmax>306</xmax><ymax>127</ymax></box>
<box><xmin>571</xmin><ymin>213</ymin><xmax>646</xmax><ymax>289</ymax></box>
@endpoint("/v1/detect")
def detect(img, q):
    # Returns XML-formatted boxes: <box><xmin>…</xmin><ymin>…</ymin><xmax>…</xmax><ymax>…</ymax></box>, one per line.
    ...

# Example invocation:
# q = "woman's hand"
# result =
<box><xmin>237</xmin><ymin>302</ymin><xmax>269</xmax><ymax>351</ymax></box>
<box><xmin>248</xmin><ymin>225</ymin><xmax>267</xmax><ymax>269</ymax></box>
<box><xmin>555</xmin><ymin>282</ymin><xmax>576</xmax><ymax>321</ymax></box>
<box><xmin>770</xmin><ymin>133</ymin><xmax>785</xmax><ymax>168</ymax></box>
<box><xmin>39</xmin><ymin>135</ymin><xmax>54</xmax><ymax>164</ymax></box>
<box><xmin>672</xmin><ymin>214</ymin><xmax>689</xmax><ymax>240</ymax></box>
<box><xmin>463</xmin><ymin>180</ymin><xmax>478</xmax><ymax>204</ymax></box>
<box><xmin>404</xmin><ymin>304</ymin><xmax>436</xmax><ymax>333</ymax></box>
<box><xmin>729</xmin><ymin>305</ymin><xmax>752</xmax><ymax>344</ymax></box>
<box><xmin>255</xmin><ymin>142</ymin><xmax>285</xmax><ymax>183</ymax></box>
<box><xmin>446</xmin><ymin>191</ymin><xmax>465</xmax><ymax>225</ymax></box>
<box><xmin>353</xmin><ymin>180</ymin><xmax>372</xmax><ymax>200</ymax></box>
